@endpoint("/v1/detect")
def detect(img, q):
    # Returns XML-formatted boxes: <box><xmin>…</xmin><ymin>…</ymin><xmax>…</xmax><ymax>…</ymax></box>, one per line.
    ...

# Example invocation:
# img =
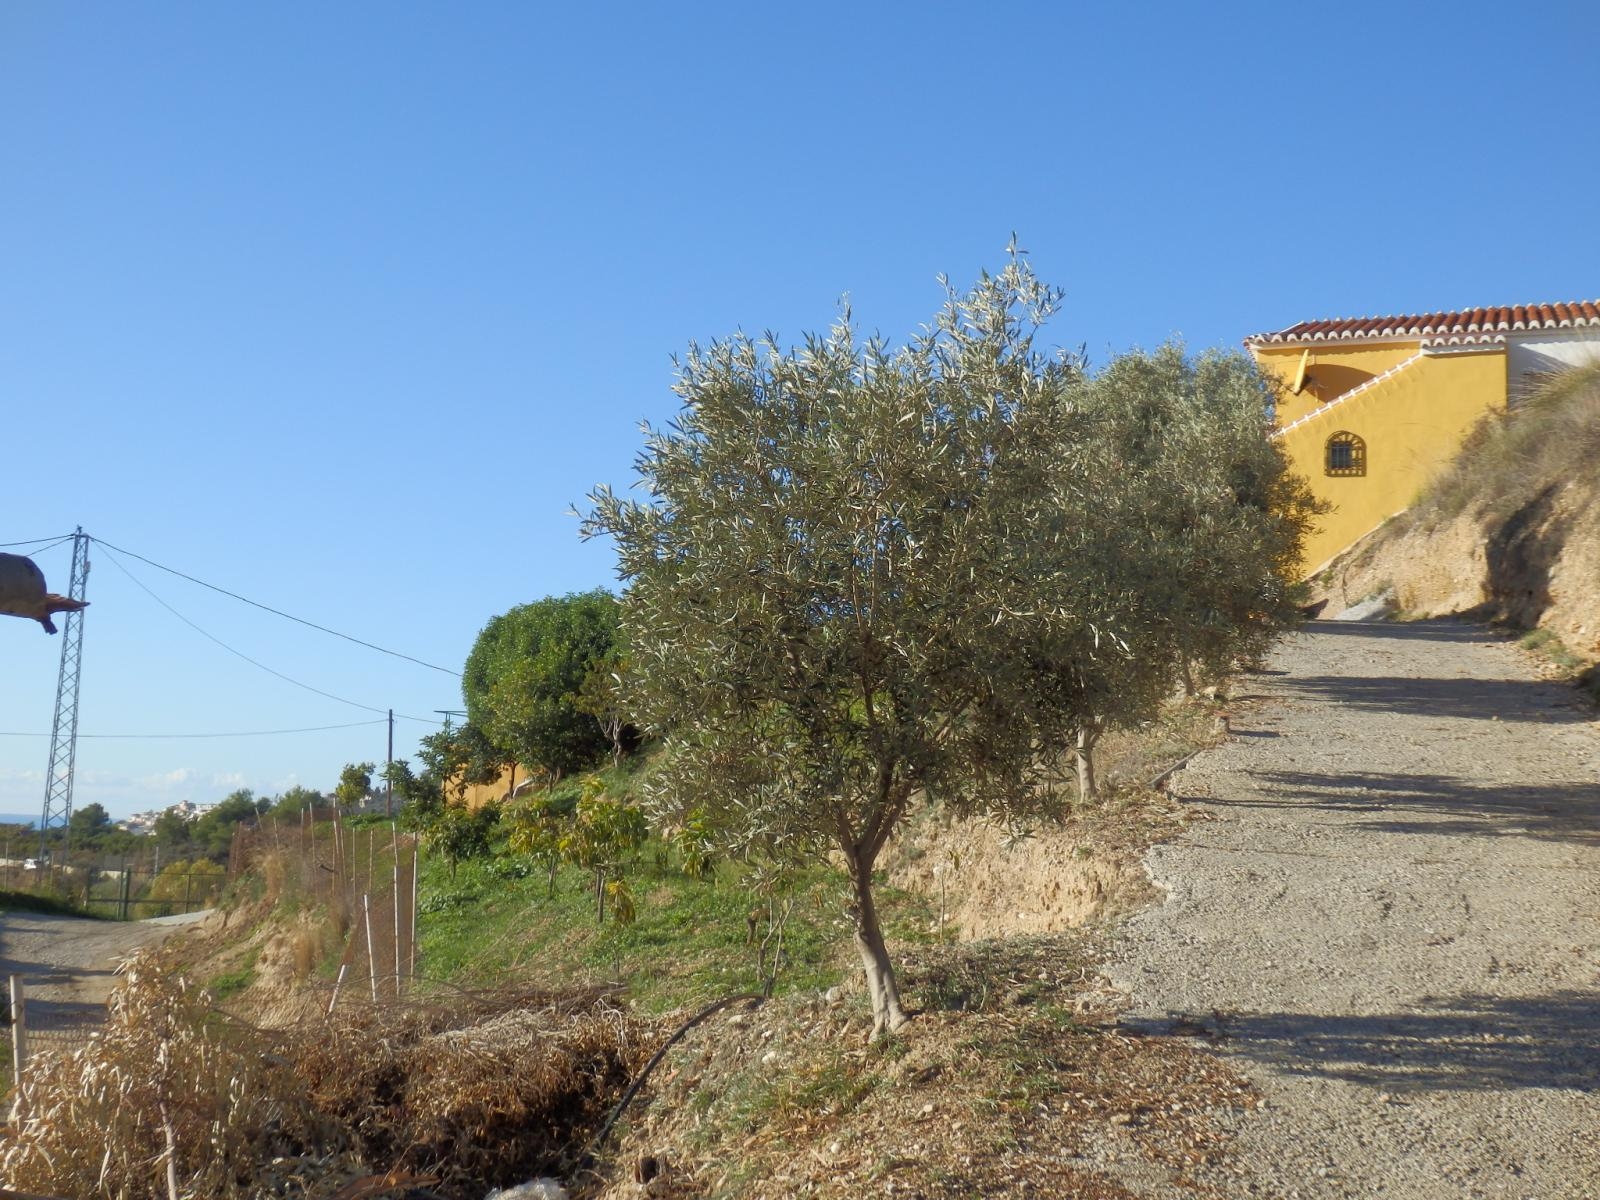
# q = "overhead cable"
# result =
<box><xmin>92</xmin><ymin>536</ymin><xmax>462</xmax><ymax>677</ymax></box>
<box><xmin>0</xmin><ymin>720</ymin><xmax>388</xmax><ymax>740</ymax></box>
<box><xmin>0</xmin><ymin>534</ymin><xmax>74</xmax><ymax>552</ymax></box>
<box><xmin>97</xmin><ymin>545</ymin><xmax>441</xmax><ymax>725</ymax></box>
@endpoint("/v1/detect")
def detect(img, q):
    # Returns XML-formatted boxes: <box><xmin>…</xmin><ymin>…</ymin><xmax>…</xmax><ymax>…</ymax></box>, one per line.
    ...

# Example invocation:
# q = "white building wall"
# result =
<box><xmin>1507</xmin><ymin>328</ymin><xmax>1600</xmax><ymax>399</ymax></box>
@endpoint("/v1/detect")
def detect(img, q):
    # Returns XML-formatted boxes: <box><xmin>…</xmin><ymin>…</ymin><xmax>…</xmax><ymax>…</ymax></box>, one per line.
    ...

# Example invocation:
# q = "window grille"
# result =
<box><xmin>1325</xmin><ymin>431</ymin><xmax>1366</xmax><ymax>477</ymax></box>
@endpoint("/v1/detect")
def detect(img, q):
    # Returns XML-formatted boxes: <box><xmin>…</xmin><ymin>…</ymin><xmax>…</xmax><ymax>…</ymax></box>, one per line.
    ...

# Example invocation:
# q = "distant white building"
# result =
<box><xmin>117</xmin><ymin>798</ymin><xmax>214</xmax><ymax>835</ymax></box>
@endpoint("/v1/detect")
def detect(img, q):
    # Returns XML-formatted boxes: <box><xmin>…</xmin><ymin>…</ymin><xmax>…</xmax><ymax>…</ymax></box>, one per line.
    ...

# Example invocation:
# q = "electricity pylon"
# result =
<box><xmin>39</xmin><ymin>528</ymin><xmax>89</xmax><ymax>859</ymax></box>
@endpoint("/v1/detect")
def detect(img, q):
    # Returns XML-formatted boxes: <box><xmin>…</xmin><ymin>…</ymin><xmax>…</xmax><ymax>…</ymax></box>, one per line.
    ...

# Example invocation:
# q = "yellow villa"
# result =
<box><xmin>1245</xmin><ymin>301</ymin><xmax>1600</xmax><ymax>573</ymax></box>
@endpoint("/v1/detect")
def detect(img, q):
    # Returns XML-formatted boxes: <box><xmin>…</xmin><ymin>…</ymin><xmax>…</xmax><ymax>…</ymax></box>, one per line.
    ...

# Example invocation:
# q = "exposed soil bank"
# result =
<box><xmin>1107</xmin><ymin>620</ymin><xmax>1600</xmax><ymax>1198</ymax></box>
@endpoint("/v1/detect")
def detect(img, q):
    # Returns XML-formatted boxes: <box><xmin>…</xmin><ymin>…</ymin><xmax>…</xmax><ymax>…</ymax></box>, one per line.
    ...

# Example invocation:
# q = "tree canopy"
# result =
<box><xmin>587</xmin><ymin>251</ymin><xmax>1314</xmax><ymax>1038</ymax></box>
<box><xmin>462</xmin><ymin>590</ymin><xmax>623</xmax><ymax>782</ymax></box>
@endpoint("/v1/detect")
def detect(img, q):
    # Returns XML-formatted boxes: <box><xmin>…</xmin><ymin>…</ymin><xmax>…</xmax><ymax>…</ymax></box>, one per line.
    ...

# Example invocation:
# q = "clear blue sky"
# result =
<box><xmin>3</xmin><ymin>2</ymin><xmax>1596</xmax><ymax>818</ymax></box>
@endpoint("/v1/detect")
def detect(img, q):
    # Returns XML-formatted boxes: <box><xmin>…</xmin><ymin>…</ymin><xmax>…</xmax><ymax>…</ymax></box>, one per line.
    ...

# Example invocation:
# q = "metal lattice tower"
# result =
<box><xmin>39</xmin><ymin>528</ymin><xmax>90</xmax><ymax>859</ymax></box>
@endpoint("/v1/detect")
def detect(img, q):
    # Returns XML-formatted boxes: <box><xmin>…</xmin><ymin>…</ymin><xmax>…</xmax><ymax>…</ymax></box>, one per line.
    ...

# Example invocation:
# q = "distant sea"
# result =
<box><xmin>0</xmin><ymin>814</ymin><xmax>38</xmax><ymax>828</ymax></box>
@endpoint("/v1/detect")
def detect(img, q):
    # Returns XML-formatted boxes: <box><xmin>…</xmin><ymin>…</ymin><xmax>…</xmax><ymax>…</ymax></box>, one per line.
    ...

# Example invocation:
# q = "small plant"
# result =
<box><xmin>425</xmin><ymin>802</ymin><xmax>500</xmax><ymax>880</ymax></box>
<box><xmin>559</xmin><ymin>774</ymin><xmax>647</xmax><ymax>925</ymax></box>
<box><xmin>1519</xmin><ymin>627</ymin><xmax>1583</xmax><ymax>670</ymax></box>
<box><xmin>507</xmin><ymin>792</ymin><xmax>569</xmax><ymax>896</ymax></box>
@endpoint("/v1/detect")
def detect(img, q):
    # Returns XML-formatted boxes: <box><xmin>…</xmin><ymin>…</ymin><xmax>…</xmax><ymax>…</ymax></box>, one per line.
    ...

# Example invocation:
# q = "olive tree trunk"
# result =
<box><xmin>1075</xmin><ymin>726</ymin><xmax>1099</xmax><ymax>802</ymax></box>
<box><xmin>842</xmin><ymin>844</ymin><xmax>910</xmax><ymax>1041</ymax></box>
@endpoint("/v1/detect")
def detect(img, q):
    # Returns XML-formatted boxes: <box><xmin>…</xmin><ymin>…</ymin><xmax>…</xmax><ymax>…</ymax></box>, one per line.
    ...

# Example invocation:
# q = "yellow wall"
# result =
<box><xmin>455</xmin><ymin>763</ymin><xmax>529</xmax><ymax>811</ymax></box>
<box><xmin>1255</xmin><ymin>342</ymin><xmax>1422</xmax><ymax>426</ymax></box>
<box><xmin>1272</xmin><ymin>348</ymin><xmax>1507</xmax><ymax>573</ymax></box>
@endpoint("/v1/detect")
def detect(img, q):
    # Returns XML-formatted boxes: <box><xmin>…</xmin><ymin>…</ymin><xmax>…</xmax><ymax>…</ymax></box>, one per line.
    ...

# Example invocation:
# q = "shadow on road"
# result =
<box><xmin>1280</xmin><ymin>673</ymin><xmax>1587</xmax><ymax>724</ymax></box>
<box><xmin>1207</xmin><ymin>770</ymin><xmax>1600</xmax><ymax>846</ymax></box>
<box><xmin>1307</xmin><ymin>619</ymin><xmax>1512</xmax><ymax>646</ymax></box>
<box><xmin>1208</xmin><ymin>989</ymin><xmax>1600</xmax><ymax>1093</ymax></box>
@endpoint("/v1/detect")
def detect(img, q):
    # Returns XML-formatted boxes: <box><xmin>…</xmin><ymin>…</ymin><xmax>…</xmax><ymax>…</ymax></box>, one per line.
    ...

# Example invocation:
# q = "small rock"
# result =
<box><xmin>920</xmin><ymin>1102</ymin><xmax>935</xmax><ymax>1115</ymax></box>
<box><xmin>486</xmin><ymin>1180</ymin><xmax>569</xmax><ymax>1200</ymax></box>
<box><xmin>1109</xmin><ymin>1112</ymin><xmax>1133</xmax><ymax>1126</ymax></box>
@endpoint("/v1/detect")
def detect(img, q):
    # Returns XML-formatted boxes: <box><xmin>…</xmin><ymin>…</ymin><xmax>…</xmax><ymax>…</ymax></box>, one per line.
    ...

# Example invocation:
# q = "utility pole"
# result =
<box><xmin>39</xmin><ymin>528</ymin><xmax>89</xmax><ymax>862</ymax></box>
<box><xmin>385</xmin><ymin>708</ymin><xmax>394</xmax><ymax>817</ymax></box>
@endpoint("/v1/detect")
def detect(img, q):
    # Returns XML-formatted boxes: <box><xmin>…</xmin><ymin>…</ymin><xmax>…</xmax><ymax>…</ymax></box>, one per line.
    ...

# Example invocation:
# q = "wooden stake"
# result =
<box><xmin>409</xmin><ymin>839</ymin><xmax>419</xmax><ymax>983</ymax></box>
<box><xmin>326</xmin><ymin>963</ymin><xmax>349</xmax><ymax>1017</ymax></box>
<box><xmin>363</xmin><ymin>894</ymin><xmax>378</xmax><ymax>1004</ymax></box>
<box><xmin>391</xmin><ymin>822</ymin><xmax>401</xmax><ymax>997</ymax></box>
<box><xmin>9</xmin><ymin>976</ymin><xmax>27</xmax><ymax>1088</ymax></box>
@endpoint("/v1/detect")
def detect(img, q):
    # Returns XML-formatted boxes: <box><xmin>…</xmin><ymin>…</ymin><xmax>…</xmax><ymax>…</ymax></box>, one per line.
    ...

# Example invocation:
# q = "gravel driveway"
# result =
<box><xmin>0</xmin><ymin>910</ymin><xmax>200</xmax><ymax>1050</ymax></box>
<box><xmin>1106</xmin><ymin>619</ymin><xmax>1600</xmax><ymax>1199</ymax></box>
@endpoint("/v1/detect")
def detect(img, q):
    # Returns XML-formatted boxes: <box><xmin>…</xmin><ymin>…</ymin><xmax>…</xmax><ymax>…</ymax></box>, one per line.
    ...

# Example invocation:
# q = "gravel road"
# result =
<box><xmin>1106</xmin><ymin>619</ymin><xmax>1600</xmax><ymax>1199</ymax></box>
<box><xmin>0</xmin><ymin>910</ymin><xmax>205</xmax><ymax>1049</ymax></box>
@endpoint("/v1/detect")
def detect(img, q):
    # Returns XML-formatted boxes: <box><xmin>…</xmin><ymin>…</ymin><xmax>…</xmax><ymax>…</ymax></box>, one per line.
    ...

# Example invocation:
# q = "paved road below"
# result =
<box><xmin>1107</xmin><ymin>620</ymin><xmax>1600</xmax><ymax>1199</ymax></box>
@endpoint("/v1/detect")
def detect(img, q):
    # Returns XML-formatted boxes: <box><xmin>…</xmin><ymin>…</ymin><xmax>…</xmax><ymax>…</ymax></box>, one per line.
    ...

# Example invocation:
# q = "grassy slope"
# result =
<box><xmin>416</xmin><ymin>848</ymin><xmax>937</xmax><ymax>1013</ymax></box>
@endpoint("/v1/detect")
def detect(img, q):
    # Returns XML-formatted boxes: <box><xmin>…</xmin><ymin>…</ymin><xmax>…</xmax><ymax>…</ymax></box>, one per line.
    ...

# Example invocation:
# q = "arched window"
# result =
<box><xmin>1325</xmin><ymin>431</ymin><xmax>1366</xmax><ymax>477</ymax></box>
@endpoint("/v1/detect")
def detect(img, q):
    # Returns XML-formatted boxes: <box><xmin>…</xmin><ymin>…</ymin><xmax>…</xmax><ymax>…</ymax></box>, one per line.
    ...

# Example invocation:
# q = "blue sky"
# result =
<box><xmin>3</xmin><ymin>2</ymin><xmax>1597</xmax><ymax>818</ymax></box>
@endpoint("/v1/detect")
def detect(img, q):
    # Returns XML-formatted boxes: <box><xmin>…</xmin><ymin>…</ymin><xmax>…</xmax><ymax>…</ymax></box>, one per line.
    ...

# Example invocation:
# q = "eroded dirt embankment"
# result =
<box><xmin>1314</xmin><ymin>476</ymin><xmax>1600</xmax><ymax>670</ymax></box>
<box><xmin>1107</xmin><ymin>620</ymin><xmax>1600</xmax><ymax>1199</ymax></box>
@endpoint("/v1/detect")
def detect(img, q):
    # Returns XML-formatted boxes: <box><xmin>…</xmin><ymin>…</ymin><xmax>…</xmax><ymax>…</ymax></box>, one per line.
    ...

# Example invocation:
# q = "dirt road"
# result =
<box><xmin>0</xmin><ymin>910</ymin><xmax>206</xmax><ymax>1049</ymax></box>
<box><xmin>1107</xmin><ymin>620</ymin><xmax>1600</xmax><ymax>1199</ymax></box>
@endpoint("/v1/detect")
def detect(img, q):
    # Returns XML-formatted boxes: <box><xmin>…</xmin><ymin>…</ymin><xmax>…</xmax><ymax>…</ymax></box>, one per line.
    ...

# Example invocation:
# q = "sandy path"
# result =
<box><xmin>0</xmin><ymin>910</ymin><xmax>206</xmax><ymax>1048</ymax></box>
<box><xmin>1106</xmin><ymin>620</ymin><xmax>1600</xmax><ymax>1199</ymax></box>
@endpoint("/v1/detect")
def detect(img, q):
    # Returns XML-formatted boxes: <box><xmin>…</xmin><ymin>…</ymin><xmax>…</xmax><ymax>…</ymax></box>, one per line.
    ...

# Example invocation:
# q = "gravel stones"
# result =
<box><xmin>1106</xmin><ymin>619</ymin><xmax>1600</xmax><ymax>1199</ymax></box>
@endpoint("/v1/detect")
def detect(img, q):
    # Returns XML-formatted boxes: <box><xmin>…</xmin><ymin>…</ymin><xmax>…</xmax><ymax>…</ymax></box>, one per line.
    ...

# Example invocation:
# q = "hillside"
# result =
<box><xmin>1308</xmin><ymin>362</ymin><xmax>1600</xmax><ymax>686</ymax></box>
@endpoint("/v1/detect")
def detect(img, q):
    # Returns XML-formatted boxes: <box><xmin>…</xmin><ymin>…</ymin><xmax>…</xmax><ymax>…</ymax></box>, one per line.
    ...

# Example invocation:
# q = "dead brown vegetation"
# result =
<box><xmin>595</xmin><ymin>935</ymin><xmax>1258</xmax><ymax>1200</ymax></box>
<box><xmin>1</xmin><ymin>957</ymin><xmax>656</xmax><ymax>1200</ymax></box>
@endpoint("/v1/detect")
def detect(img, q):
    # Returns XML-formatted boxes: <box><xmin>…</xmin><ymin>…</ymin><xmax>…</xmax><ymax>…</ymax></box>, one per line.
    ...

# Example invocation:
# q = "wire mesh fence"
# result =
<box><xmin>227</xmin><ymin>809</ymin><xmax>421</xmax><ymax>1004</ymax></box>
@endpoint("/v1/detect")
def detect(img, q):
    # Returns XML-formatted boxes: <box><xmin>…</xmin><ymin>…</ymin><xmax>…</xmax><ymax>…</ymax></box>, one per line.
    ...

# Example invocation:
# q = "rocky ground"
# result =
<box><xmin>1106</xmin><ymin>619</ymin><xmax>1600</xmax><ymax>1199</ymax></box>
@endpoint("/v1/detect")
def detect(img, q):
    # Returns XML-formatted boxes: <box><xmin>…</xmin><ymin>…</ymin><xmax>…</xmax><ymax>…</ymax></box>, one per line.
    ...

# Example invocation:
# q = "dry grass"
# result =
<box><xmin>2</xmin><ymin>960</ymin><xmax>332</xmax><ymax>1199</ymax></box>
<box><xmin>596</xmin><ymin>934</ymin><xmax>1258</xmax><ymax>1200</ymax></box>
<box><xmin>1</xmin><ymin>956</ymin><xmax>657</xmax><ymax>1200</ymax></box>
<box><xmin>299</xmin><ymin>986</ymin><xmax>653</xmax><ymax>1197</ymax></box>
<box><xmin>1412</xmin><ymin>361</ymin><xmax>1600</xmax><ymax>528</ymax></box>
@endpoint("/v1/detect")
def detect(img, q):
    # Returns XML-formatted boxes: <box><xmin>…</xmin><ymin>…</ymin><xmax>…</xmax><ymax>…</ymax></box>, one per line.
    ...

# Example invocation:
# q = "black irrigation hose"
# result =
<box><xmin>1144</xmin><ymin>714</ymin><xmax>1230</xmax><ymax>793</ymax></box>
<box><xmin>592</xmin><ymin>991</ymin><xmax>766</xmax><ymax>1151</ymax></box>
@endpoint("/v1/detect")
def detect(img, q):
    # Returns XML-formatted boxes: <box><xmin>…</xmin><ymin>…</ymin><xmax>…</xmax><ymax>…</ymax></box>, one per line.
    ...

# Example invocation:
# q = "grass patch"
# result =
<box><xmin>1518</xmin><ymin>627</ymin><xmax>1585</xmax><ymax>671</ymax></box>
<box><xmin>205</xmin><ymin>963</ymin><xmax>258</xmax><ymax>1001</ymax></box>
<box><xmin>415</xmin><ymin>846</ymin><xmax>936</xmax><ymax>1013</ymax></box>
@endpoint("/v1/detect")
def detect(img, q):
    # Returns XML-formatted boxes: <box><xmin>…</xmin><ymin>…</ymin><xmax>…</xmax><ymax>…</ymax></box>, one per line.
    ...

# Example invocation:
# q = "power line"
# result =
<box><xmin>0</xmin><ymin>534</ymin><xmax>75</xmax><ymax>552</ymax></box>
<box><xmin>0</xmin><ymin>720</ymin><xmax>388</xmax><ymax>740</ymax></box>
<box><xmin>0</xmin><ymin>535</ymin><xmax>72</xmax><ymax>547</ymax></box>
<box><xmin>91</xmin><ymin>536</ymin><xmax>462</xmax><ymax>678</ymax></box>
<box><xmin>97</xmin><ymin>545</ymin><xmax>441</xmax><ymax>725</ymax></box>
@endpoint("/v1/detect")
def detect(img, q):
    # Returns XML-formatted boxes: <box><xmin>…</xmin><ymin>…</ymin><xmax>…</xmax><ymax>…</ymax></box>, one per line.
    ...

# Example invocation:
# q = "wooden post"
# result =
<box><xmin>326</xmin><ymin>963</ymin><xmax>349</xmax><ymax>1017</ymax></box>
<box><xmin>391</xmin><ymin>822</ymin><xmax>401</xmax><ymax>997</ymax></box>
<box><xmin>409</xmin><ymin>840</ymin><xmax>419</xmax><ymax>983</ymax></box>
<box><xmin>9</xmin><ymin>976</ymin><xmax>28</xmax><ymax>1088</ymax></box>
<box><xmin>363</xmin><ymin>894</ymin><xmax>378</xmax><ymax>1004</ymax></box>
<box><xmin>386</xmin><ymin>708</ymin><xmax>394</xmax><ymax>818</ymax></box>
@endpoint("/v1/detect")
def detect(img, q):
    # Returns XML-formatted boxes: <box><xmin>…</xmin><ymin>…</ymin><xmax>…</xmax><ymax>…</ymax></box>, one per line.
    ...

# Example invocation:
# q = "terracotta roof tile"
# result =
<box><xmin>1246</xmin><ymin>300</ymin><xmax>1600</xmax><ymax>346</ymax></box>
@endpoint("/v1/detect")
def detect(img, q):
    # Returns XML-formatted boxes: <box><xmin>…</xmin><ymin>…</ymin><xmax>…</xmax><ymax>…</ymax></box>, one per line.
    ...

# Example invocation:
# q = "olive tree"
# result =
<box><xmin>1057</xmin><ymin>345</ymin><xmax>1321</xmax><ymax>795</ymax></box>
<box><xmin>585</xmin><ymin>254</ymin><xmax>1124</xmax><ymax>1038</ymax></box>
